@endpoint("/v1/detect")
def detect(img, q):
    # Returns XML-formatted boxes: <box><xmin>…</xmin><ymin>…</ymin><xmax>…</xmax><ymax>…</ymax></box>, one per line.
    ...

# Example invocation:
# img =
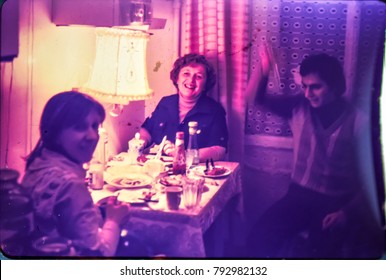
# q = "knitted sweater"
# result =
<box><xmin>289</xmin><ymin>99</ymin><xmax>367</xmax><ymax>197</ymax></box>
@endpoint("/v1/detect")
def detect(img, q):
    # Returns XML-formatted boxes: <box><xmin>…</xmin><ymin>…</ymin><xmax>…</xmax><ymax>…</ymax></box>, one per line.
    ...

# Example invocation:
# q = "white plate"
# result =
<box><xmin>117</xmin><ymin>190</ymin><xmax>145</xmax><ymax>205</ymax></box>
<box><xmin>106</xmin><ymin>173</ymin><xmax>152</xmax><ymax>189</ymax></box>
<box><xmin>192</xmin><ymin>165</ymin><xmax>231</xmax><ymax>178</ymax></box>
<box><xmin>159</xmin><ymin>174</ymin><xmax>184</xmax><ymax>187</ymax></box>
<box><xmin>146</xmin><ymin>195</ymin><xmax>167</xmax><ymax>211</ymax></box>
<box><xmin>106</xmin><ymin>165</ymin><xmax>144</xmax><ymax>176</ymax></box>
<box><xmin>116</xmin><ymin>189</ymin><xmax>159</xmax><ymax>205</ymax></box>
<box><xmin>107</xmin><ymin>152</ymin><xmax>130</xmax><ymax>167</ymax></box>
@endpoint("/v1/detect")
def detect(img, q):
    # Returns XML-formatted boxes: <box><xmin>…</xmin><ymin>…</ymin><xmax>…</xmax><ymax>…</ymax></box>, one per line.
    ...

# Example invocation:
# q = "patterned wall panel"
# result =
<box><xmin>352</xmin><ymin>2</ymin><xmax>385</xmax><ymax>106</ymax></box>
<box><xmin>245</xmin><ymin>0</ymin><xmax>385</xmax><ymax>137</ymax></box>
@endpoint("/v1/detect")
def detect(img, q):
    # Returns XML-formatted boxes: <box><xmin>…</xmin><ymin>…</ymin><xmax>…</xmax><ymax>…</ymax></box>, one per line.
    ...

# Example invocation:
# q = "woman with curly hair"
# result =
<box><xmin>139</xmin><ymin>53</ymin><xmax>228</xmax><ymax>162</ymax></box>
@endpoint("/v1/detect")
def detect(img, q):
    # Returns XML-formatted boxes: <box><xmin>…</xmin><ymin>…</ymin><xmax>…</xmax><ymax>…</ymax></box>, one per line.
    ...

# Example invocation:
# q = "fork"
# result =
<box><xmin>154</xmin><ymin>136</ymin><xmax>167</xmax><ymax>160</ymax></box>
<box><xmin>204</xmin><ymin>158</ymin><xmax>215</xmax><ymax>174</ymax></box>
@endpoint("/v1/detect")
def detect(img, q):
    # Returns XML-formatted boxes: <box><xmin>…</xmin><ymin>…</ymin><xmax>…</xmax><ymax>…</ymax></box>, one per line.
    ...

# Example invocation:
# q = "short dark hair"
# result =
<box><xmin>170</xmin><ymin>53</ymin><xmax>216</xmax><ymax>94</ymax></box>
<box><xmin>299</xmin><ymin>53</ymin><xmax>346</xmax><ymax>96</ymax></box>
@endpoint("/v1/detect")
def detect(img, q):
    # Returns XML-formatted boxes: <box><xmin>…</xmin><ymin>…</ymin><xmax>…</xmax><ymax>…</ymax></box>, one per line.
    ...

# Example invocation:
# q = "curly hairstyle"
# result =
<box><xmin>299</xmin><ymin>53</ymin><xmax>346</xmax><ymax>97</ymax></box>
<box><xmin>170</xmin><ymin>53</ymin><xmax>216</xmax><ymax>95</ymax></box>
<box><xmin>26</xmin><ymin>91</ymin><xmax>105</xmax><ymax>168</ymax></box>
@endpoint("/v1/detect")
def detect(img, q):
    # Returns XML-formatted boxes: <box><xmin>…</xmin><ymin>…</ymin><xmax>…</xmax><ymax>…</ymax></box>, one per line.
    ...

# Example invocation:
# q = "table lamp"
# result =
<box><xmin>79</xmin><ymin>27</ymin><xmax>153</xmax><ymax>115</ymax></box>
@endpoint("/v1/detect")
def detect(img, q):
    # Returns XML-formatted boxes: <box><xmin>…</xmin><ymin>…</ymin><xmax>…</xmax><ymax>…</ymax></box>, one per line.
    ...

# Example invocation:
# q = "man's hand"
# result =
<box><xmin>246</xmin><ymin>43</ymin><xmax>273</xmax><ymax>103</ymax></box>
<box><xmin>322</xmin><ymin>210</ymin><xmax>347</xmax><ymax>230</ymax></box>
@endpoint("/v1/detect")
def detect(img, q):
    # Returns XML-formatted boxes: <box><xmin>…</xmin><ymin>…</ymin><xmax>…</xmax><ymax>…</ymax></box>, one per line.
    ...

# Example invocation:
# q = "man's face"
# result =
<box><xmin>301</xmin><ymin>73</ymin><xmax>337</xmax><ymax>108</ymax></box>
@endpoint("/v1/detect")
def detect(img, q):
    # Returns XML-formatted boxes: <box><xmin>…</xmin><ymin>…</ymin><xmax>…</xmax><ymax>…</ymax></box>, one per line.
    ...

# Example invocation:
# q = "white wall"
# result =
<box><xmin>0</xmin><ymin>0</ymin><xmax>177</xmax><ymax>176</ymax></box>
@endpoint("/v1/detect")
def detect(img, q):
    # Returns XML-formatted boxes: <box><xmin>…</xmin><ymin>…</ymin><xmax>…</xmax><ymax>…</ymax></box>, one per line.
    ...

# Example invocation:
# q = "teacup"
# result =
<box><xmin>165</xmin><ymin>186</ymin><xmax>182</xmax><ymax>210</ymax></box>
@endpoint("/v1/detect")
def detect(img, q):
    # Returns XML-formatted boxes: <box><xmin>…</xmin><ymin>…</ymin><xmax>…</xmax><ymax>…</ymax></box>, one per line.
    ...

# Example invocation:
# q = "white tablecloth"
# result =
<box><xmin>91</xmin><ymin>161</ymin><xmax>244</xmax><ymax>258</ymax></box>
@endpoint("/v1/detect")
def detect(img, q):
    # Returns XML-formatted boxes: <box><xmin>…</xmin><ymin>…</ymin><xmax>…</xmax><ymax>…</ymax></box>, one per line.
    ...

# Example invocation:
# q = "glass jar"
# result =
<box><xmin>0</xmin><ymin>168</ymin><xmax>34</xmax><ymax>257</ymax></box>
<box><xmin>88</xmin><ymin>159</ymin><xmax>104</xmax><ymax>190</ymax></box>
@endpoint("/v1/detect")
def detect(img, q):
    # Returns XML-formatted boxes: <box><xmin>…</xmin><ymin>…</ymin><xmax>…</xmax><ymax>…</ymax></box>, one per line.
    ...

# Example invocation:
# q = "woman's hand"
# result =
<box><xmin>104</xmin><ymin>197</ymin><xmax>131</xmax><ymax>226</ymax></box>
<box><xmin>139</xmin><ymin>128</ymin><xmax>152</xmax><ymax>148</ymax></box>
<box><xmin>162</xmin><ymin>140</ymin><xmax>175</xmax><ymax>157</ymax></box>
<box><xmin>322</xmin><ymin>210</ymin><xmax>347</xmax><ymax>230</ymax></box>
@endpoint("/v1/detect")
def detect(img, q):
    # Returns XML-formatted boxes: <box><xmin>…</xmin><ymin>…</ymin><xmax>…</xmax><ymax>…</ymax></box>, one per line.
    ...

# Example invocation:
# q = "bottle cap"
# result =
<box><xmin>188</xmin><ymin>121</ymin><xmax>198</xmax><ymax>128</ymax></box>
<box><xmin>176</xmin><ymin>131</ymin><xmax>184</xmax><ymax>139</ymax></box>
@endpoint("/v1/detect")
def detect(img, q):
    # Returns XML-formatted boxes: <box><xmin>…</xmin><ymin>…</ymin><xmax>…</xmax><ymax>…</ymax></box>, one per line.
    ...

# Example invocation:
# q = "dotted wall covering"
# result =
<box><xmin>352</xmin><ymin>1</ymin><xmax>385</xmax><ymax>107</ymax></box>
<box><xmin>245</xmin><ymin>0</ymin><xmax>385</xmax><ymax>137</ymax></box>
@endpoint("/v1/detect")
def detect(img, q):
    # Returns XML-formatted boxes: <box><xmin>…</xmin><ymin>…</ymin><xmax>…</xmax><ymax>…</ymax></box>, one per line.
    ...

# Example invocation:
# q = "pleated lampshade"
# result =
<box><xmin>80</xmin><ymin>27</ymin><xmax>153</xmax><ymax>105</ymax></box>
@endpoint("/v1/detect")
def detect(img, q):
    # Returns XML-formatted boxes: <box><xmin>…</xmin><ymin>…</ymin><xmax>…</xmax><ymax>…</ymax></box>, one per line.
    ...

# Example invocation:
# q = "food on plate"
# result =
<box><xmin>137</xmin><ymin>154</ymin><xmax>149</xmax><ymax>164</ymax></box>
<box><xmin>111</xmin><ymin>177</ymin><xmax>143</xmax><ymax>187</ymax></box>
<box><xmin>115</xmin><ymin>189</ymin><xmax>159</xmax><ymax>204</ymax></box>
<box><xmin>141</xmin><ymin>191</ymin><xmax>157</xmax><ymax>202</ymax></box>
<box><xmin>159</xmin><ymin>174</ymin><xmax>183</xmax><ymax>186</ymax></box>
<box><xmin>137</xmin><ymin>154</ymin><xmax>172</xmax><ymax>164</ymax></box>
<box><xmin>204</xmin><ymin>166</ymin><xmax>227</xmax><ymax>176</ymax></box>
<box><xmin>106</xmin><ymin>173</ymin><xmax>153</xmax><ymax>189</ymax></box>
<box><xmin>110</xmin><ymin>153</ymin><xmax>129</xmax><ymax>162</ymax></box>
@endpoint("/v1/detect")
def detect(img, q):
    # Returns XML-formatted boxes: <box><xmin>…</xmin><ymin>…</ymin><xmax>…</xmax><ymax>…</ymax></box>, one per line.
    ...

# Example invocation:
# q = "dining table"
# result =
<box><xmin>89</xmin><ymin>154</ymin><xmax>244</xmax><ymax>258</ymax></box>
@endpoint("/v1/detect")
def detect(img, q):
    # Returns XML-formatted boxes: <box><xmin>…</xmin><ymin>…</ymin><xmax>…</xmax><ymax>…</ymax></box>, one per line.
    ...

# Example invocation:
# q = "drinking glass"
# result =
<box><xmin>143</xmin><ymin>159</ymin><xmax>165</xmax><ymax>190</ymax></box>
<box><xmin>182</xmin><ymin>175</ymin><xmax>204</xmax><ymax>211</ymax></box>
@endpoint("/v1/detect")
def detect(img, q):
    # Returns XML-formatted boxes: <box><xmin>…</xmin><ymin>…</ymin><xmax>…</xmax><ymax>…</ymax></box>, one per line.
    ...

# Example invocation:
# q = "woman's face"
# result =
<box><xmin>56</xmin><ymin>110</ymin><xmax>102</xmax><ymax>164</ymax></box>
<box><xmin>176</xmin><ymin>63</ymin><xmax>207</xmax><ymax>102</ymax></box>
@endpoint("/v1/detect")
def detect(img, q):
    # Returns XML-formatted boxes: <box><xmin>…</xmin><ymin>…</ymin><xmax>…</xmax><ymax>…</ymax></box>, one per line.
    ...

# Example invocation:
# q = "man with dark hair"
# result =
<box><xmin>246</xmin><ymin>53</ymin><xmax>383</xmax><ymax>258</ymax></box>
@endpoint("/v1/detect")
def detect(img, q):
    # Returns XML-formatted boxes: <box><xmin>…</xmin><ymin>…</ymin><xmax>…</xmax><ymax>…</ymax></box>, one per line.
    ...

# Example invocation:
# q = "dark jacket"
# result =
<box><xmin>141</xmin><ymin>94</ymin><xmax>228</xmax><ymax>150</ymax></box>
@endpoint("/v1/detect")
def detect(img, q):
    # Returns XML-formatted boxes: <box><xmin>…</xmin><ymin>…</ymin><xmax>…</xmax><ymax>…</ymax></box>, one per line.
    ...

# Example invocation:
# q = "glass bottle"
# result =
<box><xmin>186</xmin><ymin>121</ymin><xmax>200</xmax><ymax>171</ymax></box>
<box><xmin>172</xmin><ymin>131</ymin><xmax>186</xmax><ymax>175</ymax></box>
<box><xmin>88</xmin><ymin>158</ymin><xmax>104</xmax><ymax>190</ymax></box>
<box><xmin>128</xmin><ymin>132</ymin><xmax>145</xmax><ymax>165</ymax></box>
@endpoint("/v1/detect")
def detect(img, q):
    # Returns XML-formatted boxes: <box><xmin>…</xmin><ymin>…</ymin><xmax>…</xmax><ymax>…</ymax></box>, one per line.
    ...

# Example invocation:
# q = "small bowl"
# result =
<box><xmin>31</xmin><ymin>236</ymin><xmax>72</xmax><ymax>256</ymax></box>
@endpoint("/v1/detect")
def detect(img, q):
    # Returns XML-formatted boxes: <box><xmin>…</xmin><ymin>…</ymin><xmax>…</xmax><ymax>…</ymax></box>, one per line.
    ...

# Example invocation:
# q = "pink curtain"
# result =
<box><xmin>182</xmin><ymin>0</ymin><xmax>250</xmax><ymax>163</ymax></box>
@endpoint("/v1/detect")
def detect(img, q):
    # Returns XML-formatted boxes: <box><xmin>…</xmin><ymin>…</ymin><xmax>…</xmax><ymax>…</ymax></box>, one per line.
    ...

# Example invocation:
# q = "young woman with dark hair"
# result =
<box><xmin>22</xmin><ymin>91</ymin><xmax>130</xmax><ymax>257</ymax></box>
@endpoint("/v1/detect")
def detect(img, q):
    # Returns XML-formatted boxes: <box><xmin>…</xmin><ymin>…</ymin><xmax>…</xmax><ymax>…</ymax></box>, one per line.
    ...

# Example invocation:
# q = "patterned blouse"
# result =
<box><xmin>21</xmin><ymin>149</ymin><xmax>104</xmax><ymax>254</ymax></box>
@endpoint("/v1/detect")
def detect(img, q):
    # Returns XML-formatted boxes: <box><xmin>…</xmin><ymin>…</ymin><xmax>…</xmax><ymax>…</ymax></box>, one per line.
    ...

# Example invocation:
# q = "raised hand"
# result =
<box><xmin>246</xmin><ymin>43</ymin><xmax>274</xmax><ymax>103</ymax></box>
<box><xmin>322</xmin><ymin>210</ymin><xmax>347</xmax><ymax>230</ymax></box>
